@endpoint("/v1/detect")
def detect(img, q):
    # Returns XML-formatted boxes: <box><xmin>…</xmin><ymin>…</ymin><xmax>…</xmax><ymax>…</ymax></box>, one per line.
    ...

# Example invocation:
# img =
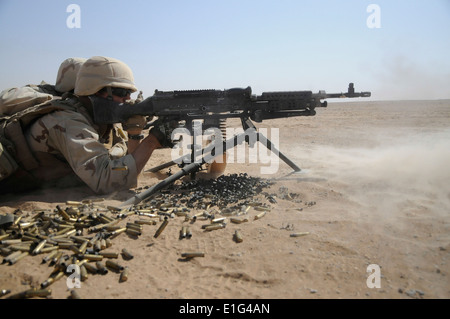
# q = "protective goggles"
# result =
<box><xmin>111</xmin><ymin>87</ymin><xmax>133</xmax><ymax>98</ymax></box>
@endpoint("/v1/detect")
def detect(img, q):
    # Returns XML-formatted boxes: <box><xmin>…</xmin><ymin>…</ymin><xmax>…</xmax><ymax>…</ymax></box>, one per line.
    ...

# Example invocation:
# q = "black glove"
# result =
<box><xmin>149</xmin><ymin>119</ymin><xmax>180</xmax><ymax>148</ymax></box>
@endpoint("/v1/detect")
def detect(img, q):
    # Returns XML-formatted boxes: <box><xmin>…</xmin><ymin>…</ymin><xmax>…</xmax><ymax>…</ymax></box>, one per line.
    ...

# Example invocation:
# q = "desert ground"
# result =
<box><xmin>0</xmin><ymin>99</ymin><xmax>449</xmax><ymax>300</ymax></box>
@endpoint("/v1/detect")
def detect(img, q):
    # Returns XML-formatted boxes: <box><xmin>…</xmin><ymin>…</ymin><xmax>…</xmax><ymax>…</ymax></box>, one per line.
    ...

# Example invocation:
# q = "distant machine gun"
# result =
<box><xmin>89</xmin><ymin>83</ymin><xmax>371</xmax><ymax>206</ymax></box>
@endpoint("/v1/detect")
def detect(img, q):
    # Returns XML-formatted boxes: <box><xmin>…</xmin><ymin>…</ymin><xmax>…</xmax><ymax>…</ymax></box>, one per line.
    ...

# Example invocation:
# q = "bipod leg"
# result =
<box><xmin>256</xmin><ymin>132</ymin><xmax>301</xmax><ymax>172</ymax></box>
<box><xmin>241</xmin><ymin>117</ymin><xmax>301</xmax><ymax>172</ymax></box>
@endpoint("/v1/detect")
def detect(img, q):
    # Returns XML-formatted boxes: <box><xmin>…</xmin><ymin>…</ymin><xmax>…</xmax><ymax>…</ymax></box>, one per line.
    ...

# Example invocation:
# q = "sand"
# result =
<box><xmin>0</xmin><ymin>99</ymin><xmax>449</xmax><ymax>300</ymax></box>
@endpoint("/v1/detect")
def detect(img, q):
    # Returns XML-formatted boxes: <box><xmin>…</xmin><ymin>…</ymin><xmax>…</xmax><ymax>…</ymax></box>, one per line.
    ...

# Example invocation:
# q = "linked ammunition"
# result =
<box><xmin>181</xmin><ymin>252</ymin><xmax>205</xmax><ymax>258</ymax></box>
<box><xmin>105</xmin><ymin>260</ymin><xmax>124</xmax><ymax>272</ymax></box>
<box><xmin>121</xmin><ymin>249</ymin><xmax>134</xmax><ymax>260</ymax></box>
<box><xmin>119</xmin><ymin>267</ymin><xmax>129</xmax><ymax>282</ymax></box>
<box><xmin>234</xmin><ymin>230</ymin><xmax>243</xmax><ymax>243</ymax></box>
<box><xmin>154</xmin><ymin>218</ymin><xmax>168</xmax><ymax>238</ymax></box>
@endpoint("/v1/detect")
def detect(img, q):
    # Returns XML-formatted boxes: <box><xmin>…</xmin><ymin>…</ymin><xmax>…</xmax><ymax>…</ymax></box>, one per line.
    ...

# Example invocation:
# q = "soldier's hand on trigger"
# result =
<box><xmin>122</xmin><ymin>115</ymin><xmax>147</xmax><ymax>136</ymax></box>
<box><xmin>122</xmin><ymin>91</ymin><xmax>147</xmax><ymax>136</ymax></box>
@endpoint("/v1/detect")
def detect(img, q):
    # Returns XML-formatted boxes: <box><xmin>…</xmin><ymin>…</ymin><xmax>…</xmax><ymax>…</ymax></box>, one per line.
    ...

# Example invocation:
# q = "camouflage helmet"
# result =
<box><xmin>74</xmin><ymin>56</ymin><xmax>137</xmax><ymax>96</ymax></box>
<box><xmin>55</xmin><ymin>57</ymin><xmax>87</xmax><ymax>93</ymax></box>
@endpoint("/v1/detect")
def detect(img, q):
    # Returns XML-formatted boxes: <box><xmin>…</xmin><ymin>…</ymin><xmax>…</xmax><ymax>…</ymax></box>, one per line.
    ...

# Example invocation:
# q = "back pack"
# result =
<box><xmin>0</xmin><ymin>86</ymin><xmax>73</xmax><ymax>182</ymax></box>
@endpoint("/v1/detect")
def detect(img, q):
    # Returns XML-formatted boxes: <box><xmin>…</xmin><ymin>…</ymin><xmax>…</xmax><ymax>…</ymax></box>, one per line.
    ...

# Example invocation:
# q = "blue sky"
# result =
<box><xmin>0</xmin><ymin>0</ymin><xmax>449</xmax><ymax>100</ymax></box>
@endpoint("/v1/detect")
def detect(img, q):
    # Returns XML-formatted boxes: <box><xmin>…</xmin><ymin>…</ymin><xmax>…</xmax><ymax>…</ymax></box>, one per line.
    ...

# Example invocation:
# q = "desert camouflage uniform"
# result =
<box><xmin>24</xmin><ymin>96</ymin><xmax>138</xmax><ymax>194</ymax></box>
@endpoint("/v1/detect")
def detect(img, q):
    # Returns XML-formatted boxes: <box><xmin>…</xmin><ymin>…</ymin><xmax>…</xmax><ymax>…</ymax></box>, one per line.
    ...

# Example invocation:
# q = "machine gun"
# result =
<box><xmin>89</xmin><ymin>83</ymin><xmax>371</xmax><ymax>207</ymax></box>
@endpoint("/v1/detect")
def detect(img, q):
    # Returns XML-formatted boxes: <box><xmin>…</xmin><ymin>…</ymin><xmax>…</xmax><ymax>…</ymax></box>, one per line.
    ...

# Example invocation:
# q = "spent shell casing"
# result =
<box><xmin>32</xmin><ymin>239</ymin><xmax>47</xmax><ymax>255</ymax></box>
<box><xmin>42</xmin><ymin>250</ymin><xmax>59</xmax><ymax>264</ymax></box>
<box><xmin>41</xmin><ymin>271</ymin><xmax>64</xmax><ymax>288</ymax></box>
<box><xmin>134</xmin><ymin>219</ymin><xmax>156</xmax><ymax>225</ymax></box>
<box><xmin>80</xmin><ymin>254</ymin><xmax>103</xmax><ymax>261</ymax></box>
<box><xmin>126</xmin><ymin>223</ymin><xmax>143</xmax><ymax>231</ymax></box>
<box><xmin>1</xmin><ymin>239</ymin><xmax>22</xmax><ymax>245</ymax></box>
<box><xmin>8</xmin><ymin>251</ymin><xmax>28</xmax><ymax>265</ymax></box>
<box><xmin>254</xmin><ymin>211</ymin><xmax>267</xmax><ymax>220</ymax></box>
<box><xmin>234</xmin><ymin>230</ymin><xmax>243</xmax><ymax>243</ymax></box>
<box><xmin>83</xmin><ymin>262</ymin><xmax>98</xmax><ymax>274</ymax></box>
<box><xmin>4</xmin><ymin>250</ymin><xmax>22</xmax><ymax>264</ymax></box>
<box><xmin>211</xmin><ymin>217</ymin><xmax>226</xmax><ymax>224</ymax></box>
<box><xmin>186</xmin><ymin>227</ymin><xmax>192</xmax><ymax>238</ymax></box>
<box><xmin>290</xmin><ymin>232</ymin><xmax>310</xmax><ymax>237</ymax></box>
<box><xmin>154</xmin><ymin>218</ymin><xmax>168</xmax><ymax>238</ymax></box>
<box><xmin>254</xmin><ymin>205</ymin><xmax>271</xmax><ymax>211</ymax></box>
<box><xmin>204</xmin><ymin>224</ymin><xmax>225</xmax><ymax>231</ymax></box>
<box><xmin>78</xmin><ymin>241</ymin><xmax>88</xmax><ymax>254</ymax></box>
<box><xmin>230</xmin><ymin>218</ymin><xmax>249</xmax><ymax>224</ymax></box>
<box><xmin>121</xmin><ymin>249</ymin><xmax>134</xmax><ymax>260</ymax></box>
<box><xmin>8</xmin><ymin>288</ymin><xmax>52</xmax><ymax>299</ymax></box>
<box><xmin>96</xmin><ymin>261</ymin><xmax>108</xmax><ymax>275</ymax></box>
<box><xmin>105</xmin><ymin>260</ymin><xmax>124</xmax><ymax>272</ymax></box>
<box><xmin>126</xmin><ymin>228</ymin><xmax>142</xmax><ymax>237</ymax></box>
<box><xmin>100</xmin><ymin>251</ymin><xmax>119</xmax><ymax>259</ymax></box>
<box><xmin>110</xmin><ymin>227</ymin><xmax>127</xmax><ymax>238</ymax></box>
<box><xmin>119</xmin><ymin>267</ymin><xmax>129</xmax><ymax>283</ymax></box>
<box><xmin>40</xmin><ymin>246</ymin><xmax>59</xmax><ymax>253</ymax></box>
<box><xmin>181</xmin><ymin>252</ymin><xmax>205</xmax><ymax>258</ymax></box>
<box><xmin>180</xmin><ymin>226</ymin><xmax>187</xmax><ymax>239</ymax></box>
<box><xmin>100</xmin><ymin>239</ymin><xmax>107</xmax><ymax>250</ymax></box>
<box><xmin>56</xmin><ymin>205</ymin><xmax>70</xmax><ymax>220</ymax></box>
<box><xmin>1</xmin><ymin>289</ymin><xmax>11</xmax><ymax>297</ymax></box>
<box><xmin>70</xmin><ymin>289</ymin><xmax>81</xmax><ymax>299</ymax></box>
<box><xmin>80</xmin><ymin>264</ymin><xmax>88</xmax><ymax>281</ymax></box>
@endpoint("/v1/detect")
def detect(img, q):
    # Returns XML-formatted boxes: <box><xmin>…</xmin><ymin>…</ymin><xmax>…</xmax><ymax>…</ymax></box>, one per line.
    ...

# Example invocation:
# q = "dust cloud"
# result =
<box><xmin>294</xmin><ymin>129</ymin><xmax>450</xmax><ymax>218</ymax></box>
